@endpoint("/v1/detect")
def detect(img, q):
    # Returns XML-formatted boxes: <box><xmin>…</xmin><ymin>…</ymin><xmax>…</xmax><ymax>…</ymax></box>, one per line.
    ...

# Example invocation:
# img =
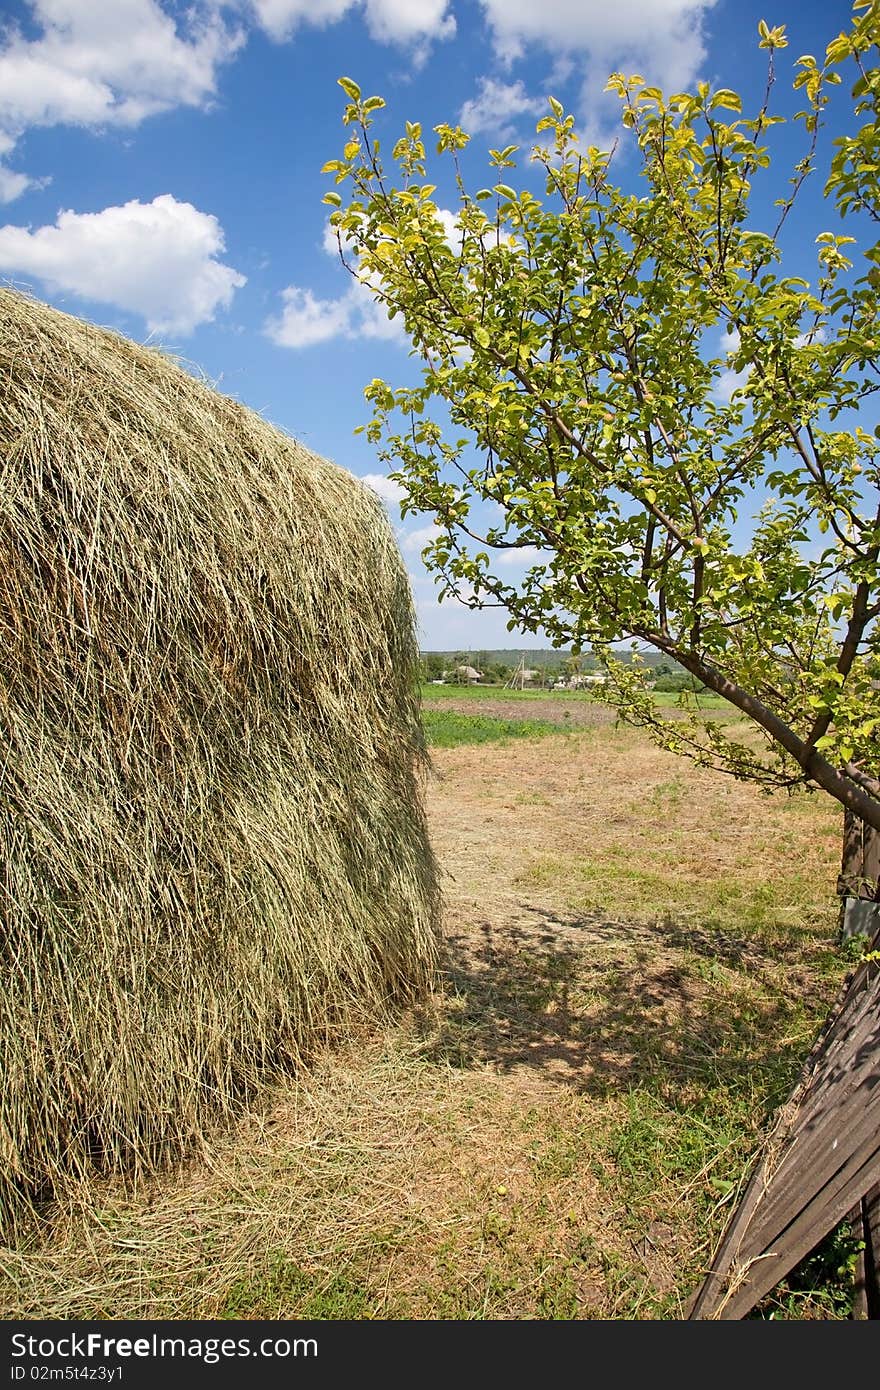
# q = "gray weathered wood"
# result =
<box><xmin>688</xmin><ymin>927</ymin><xmax>880</xmax><ymax>1319</ymax></box>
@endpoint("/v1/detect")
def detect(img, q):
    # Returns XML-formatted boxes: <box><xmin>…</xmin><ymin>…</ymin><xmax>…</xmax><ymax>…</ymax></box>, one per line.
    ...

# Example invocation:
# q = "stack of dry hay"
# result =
<box><xmin>0</xmin><ymin>289</ymin><xmax>440</xmax><ymax>1234</ymax></box>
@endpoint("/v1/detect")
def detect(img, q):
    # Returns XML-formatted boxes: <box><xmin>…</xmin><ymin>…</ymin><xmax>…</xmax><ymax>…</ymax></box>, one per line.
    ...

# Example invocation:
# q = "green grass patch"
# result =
<box><xmin>419</xmin><ymin>682</ymin><xmax>728</xmax><ymax>710</ymax></box>
<box><xmin>421</xmin><ymin>682</ymin><xmax>581</xmax><ymax>702</ymax></box>
<box><xmin>221</xmin><ymin>1252</ymin><xmax>372</xmax><ymax>1319</ymax></box>
<box><xmin>423</xmin><ymin>709</ymin><xmax>571</xmax><ymax>747</ymax></box>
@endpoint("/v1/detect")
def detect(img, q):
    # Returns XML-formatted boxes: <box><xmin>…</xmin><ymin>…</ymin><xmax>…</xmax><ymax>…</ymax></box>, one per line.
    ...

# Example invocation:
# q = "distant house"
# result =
<box><xmin>566</xmin><ymin>673</ymin><xmax>607</xmax><ymax>690</ymax></box>
<box><xmin>447</xmin><ymin>664</ymin><xmax>483</xmax><ymax>684</ymax></box>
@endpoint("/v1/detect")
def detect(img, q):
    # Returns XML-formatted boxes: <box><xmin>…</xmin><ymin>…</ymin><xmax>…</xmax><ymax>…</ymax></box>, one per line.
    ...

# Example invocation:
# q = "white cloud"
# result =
<box><xmin>713</xmin><ymin>324</ymin><xmax>826</xmax><ymax>402</ymax></box>
<box><xmin>0</xmin><ymin>167</ymin><xmax>34</xmax><ymax>204</ymax></box>
<box><xmin>0</xmin><ymin>2</ymin><xmax>244</xmax><ymax>196</ymax></box>
<box><xmin>714</xmin><ymin>326</ymin><xmax>749</xmax><ymax>403</ymax></box>
<box><xmin>360</xmin><ymin>472</ymin><xmax>406</xmax><ymax>506</ymax></box>
<box><xmin>266</xmin><ymin>275</ymin><xmax>405</xmax><ymax>348</ymax></box>
<box><xmin>0</xmin><ymin>3</ymin><xmax>455</xmax><ymax>200</ymax></box>
<box><xmin>283</xmin><ymin>202</ymin><xmax>524</xmax><ymax>356</ymax></box>
<box><xmin>459</xmin><ymin>77</ymin><xmax>545</xmax><ymax>140</ymax></box>
<box><xmin>269</xmin><ymin>222</ymin><xmax>410</xmax><ymax>348</ymax></box>
<box><xmin>409</xmin><ymin>572</ymin><xmax>548</xmax><ymax>648</ymax></box>
<box><xmin>363</xmin><ymin>0</ymin><xmax>455</xmax><ymax>47</ymax></box>
<box><xmin>479</xmin><ymin>0</ymin><xmax>715</xmax><ymax>85</ymax></box>
<box><xmin>249</xmin><ymin>0</ymin><xmax>353</xmax><ymax>42</ymax></box>
<box><xmin>495</xmin><ymin>545</ymin><xmax>549</xmax><ymax>567</ymax></box>
<box><xmin>322</xmin><ymin>218</ymin><xmax>345</xmax><ymax>259</ymax></box>
<box><xmin>276</xmin><ymin>204</ymin><xmax>521</xmax><ymax>354</ymax></box>
<box><xmin>0</xmin><ymin>194</ymin><xmax>246</xmax><ymax>334</ymax></box>
<box><xmin>265</xmin><ymin>285</ymin><xmax>351</xmax><ymax>348</ymax></box>
<box><xmin>477</xmin><ymin>0</ymin><xmax>717</xmax><ymax>143</ymax></box>
<box><xmin>714</xmin><ymin>369</ymin><xmax>746</xmax><ymax>404</ymax></box>
<box><xmin>434</xmin><ymin>208</ymin><xmax>461</xmax><ymax>252</ymax></box>
<box><xmin>403</xmin><ymin>522</ymin><xmax>442</xmax><ymax>553</ymax></box>
<box><xmin>719</xmin><ymin>326</ymin><xmax>739</xmax><ymax>355</ymax></box>
<box><xmin>249</xmin><ymin>0</ymin><xmax>454</xmax><ymax>47</ymax></box>
<box><xmin>0</xmin><ymin>129</ymin><xmax>49</xmax><ymax>201</ymax></box>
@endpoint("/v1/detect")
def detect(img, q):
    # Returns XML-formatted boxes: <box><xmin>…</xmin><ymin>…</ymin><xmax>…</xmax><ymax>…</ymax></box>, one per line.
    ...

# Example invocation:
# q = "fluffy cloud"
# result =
<box><xmin>495</xmin><ymin>545</ymin><xmax>549</xmax><ymax>567</ymax></box>
<box><xmin>0</xmin><ymin>194</ymin><xmax>246</xmax><ymax>334</ymax></box>
<box><xmin>477</xmin><ymin>0</ymin><xmax>717</xmax><ymax>141</ymax></box>
<box><xmin>0</xmin><ymin>2</ymin><xmax>457</xmax><ymax>200</ymax></box>
<box><xmin>265</xmin><ymin>286</ymin><xmax>350</xmax><ymax>348</ymax></box>
<box><xmin>265</xmin><ymin>279</ymin><xmax>403</xmax><ymax>348</ymax></box>
<box><xmin>0</xmin><ymin>1</ymin><xmax>242</xmax><ymax>126</ymax></box>
<box><xmin>360</xmin><ymin>472</ymin><xmax>406</xmax><ymax>507</ymax></box>
<box><xmin>361</xmin><ymin>0</ymin><xmax>455</xmax><ymax>47</ymax></box>
<box><xmin>459</xmin><ymin>77</ymin><xmax>545</xmax><ymax>140</ymax></box>
<box><xmin>272</xmin><ymin>201</ymin><xmax>518</xmax><ymax>352</ymax></box>
<box><xmin>0</xmin><ymin>2</ymin><xmax>244</xmax><ymax>198</ymax></box>
<box><xmin>0</xmin><ymin>167</ymin><xmax>33</xmax><ymax>204</ymax></box>
<box><xmin>249</xmin><ymin>0</ymin><xmax>454</xmax><ymax>47</ymax></box>
<box><xmin>478</xmin><ymin>0</ymin><xmax>716</xmax><ymax>85</ymax></box>
<box><xmin>403</xmin><ymin>522</ymin><xmax>442</xmax><ymax>553</ymax></box>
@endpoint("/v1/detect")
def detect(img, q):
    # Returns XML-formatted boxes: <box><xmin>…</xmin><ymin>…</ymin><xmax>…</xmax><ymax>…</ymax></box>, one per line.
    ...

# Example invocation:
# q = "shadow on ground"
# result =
<box><xmin>420</xmin><ymin>902</ymin><xmax>833</xmax><ymax>1102</ymax></box>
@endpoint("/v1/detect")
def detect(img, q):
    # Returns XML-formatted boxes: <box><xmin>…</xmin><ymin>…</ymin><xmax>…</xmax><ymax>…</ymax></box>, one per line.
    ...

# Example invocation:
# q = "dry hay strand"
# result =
<box><xmin>0</xmin><ymin>288</ymin><xmax>440</xmax><ymax>1236</ymax></box>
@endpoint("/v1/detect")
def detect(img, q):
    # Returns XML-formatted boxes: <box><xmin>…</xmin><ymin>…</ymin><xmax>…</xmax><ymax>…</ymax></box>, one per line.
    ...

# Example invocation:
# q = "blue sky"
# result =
<box><xmin>0</xmin><ymin>0</ymin><xmax>858</xmax><ymax>651</ymax></box>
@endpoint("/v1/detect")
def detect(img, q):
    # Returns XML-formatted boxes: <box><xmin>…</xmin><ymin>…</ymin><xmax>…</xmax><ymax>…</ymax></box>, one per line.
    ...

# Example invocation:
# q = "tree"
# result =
<box><xmin>422</xmin><ymin>652</ymin><xmax>445</xmax><ymax>681</ymax></box>
<box><xmin>323</xmin><ymin>2</ymin><xmax>880</xmax><ymax>833</ymax></box>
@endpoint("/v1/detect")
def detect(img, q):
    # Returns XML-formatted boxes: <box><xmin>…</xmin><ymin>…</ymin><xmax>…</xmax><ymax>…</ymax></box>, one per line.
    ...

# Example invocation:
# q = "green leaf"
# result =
<box><xmin>711</xmin><ymin>89</ymin><xmax>742</xmax><ymax>113</ymax></box>
<box><xmin>338</xmin><ymin>76</ymin><xmax>362</xmax><ymax>101</ymax></box>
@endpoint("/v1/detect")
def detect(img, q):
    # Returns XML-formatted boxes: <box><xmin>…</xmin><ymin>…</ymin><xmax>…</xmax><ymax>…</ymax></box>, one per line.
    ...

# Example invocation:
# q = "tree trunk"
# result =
<box><xmin>838</xmin><ymin>810</ymin><xmax>880</xmax><ymax>941</ymax></box>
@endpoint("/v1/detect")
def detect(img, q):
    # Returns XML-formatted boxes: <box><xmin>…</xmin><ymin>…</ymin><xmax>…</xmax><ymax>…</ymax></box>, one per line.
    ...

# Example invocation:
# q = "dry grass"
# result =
<box><xmin>0</xmin><ymin>1033</ymin><xmax>621</xmax><ymax>1320</ymax></box>
<box><xmin>0</xmin><ymin>289</ymin><xmax>439</xmax><ymax>1237</ymax></box>
<box><xmin>0</xmin><ymin>724</ymin><xmax>855</xmax><ymax>1319</ymax></box>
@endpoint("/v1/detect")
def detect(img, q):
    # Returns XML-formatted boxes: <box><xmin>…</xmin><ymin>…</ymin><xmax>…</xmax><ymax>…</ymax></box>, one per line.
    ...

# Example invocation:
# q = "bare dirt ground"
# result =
<box><xmin>0</xmin><ymin>726</ymin><xmax>847</xmax><ymax>1320</ymax></box>
<box><xmin>426</xmin><ymin>729</ymin><xmax>839</xmax><ymax>1087</ymax></box>
<box><xmin>427</xmin><ymin>695</ymin><xmax>619</xmax><ymax>726</ymax></box>
<box><xmin>422</xmin><ymin>694</ymin><xmax>734</xmax><ymax>726</ymax></box>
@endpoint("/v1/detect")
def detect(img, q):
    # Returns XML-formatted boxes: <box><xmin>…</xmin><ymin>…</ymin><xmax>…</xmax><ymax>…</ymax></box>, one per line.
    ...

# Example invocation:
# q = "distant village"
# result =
<box><xmin>420</xmin><ymin>649</ymin><xmax>698</xmax><ymax>693</ymax></box>
<box><xmin>433</xmin><ymin>661</ymin><xmax>611</xmax><ymax>691</ymax></box>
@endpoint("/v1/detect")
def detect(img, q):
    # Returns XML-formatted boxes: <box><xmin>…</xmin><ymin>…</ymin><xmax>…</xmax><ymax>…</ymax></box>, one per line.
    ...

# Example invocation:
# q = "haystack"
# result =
<box><xmin>0</xmin><ymin>289</ymin><xmax>440</xmax><ymax>1232</ymax></box>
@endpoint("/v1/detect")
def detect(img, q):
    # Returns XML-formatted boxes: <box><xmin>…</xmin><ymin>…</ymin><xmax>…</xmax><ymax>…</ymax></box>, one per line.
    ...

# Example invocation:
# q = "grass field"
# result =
<box><xmin>420</xmin><ymin>682</ymin><xmax>729</xmax><ymax>710</ymax></box>
<box><xmin>0</xmin><ymin>715</ymin><xmax>862</xmax><ymax>1321</ymax></box>
<box><xmin>423</xmin><ymin>708</ymin><xmax>574</xmax><ymax>747</ymax></box>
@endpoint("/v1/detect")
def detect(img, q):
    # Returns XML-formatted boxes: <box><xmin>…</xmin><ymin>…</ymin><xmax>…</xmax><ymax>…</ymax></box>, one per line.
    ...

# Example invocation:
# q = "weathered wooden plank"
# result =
<box><xmin>736</xmin><ymin>1020</ymin><xmax>880</xmax><ymax>1235</ymax></box>
<box><xmin>853</xmin><ymin>1183</ymin><xmax>880</xmax><ymax>1320</ymax></box>
<box><xmin>689</xmin><ymin>1118</ymin><xmax>880</xmax><ymax>1318</ymax></box>
<box><xmin>710</xmin><ymin>1142</ymin><xmax>880</xmax><ymax>1318</ymax></box>
<box><xmin>728</xmin><ymin>1094</ymin><xmax>880</xmax><ymax>1261</ymax></box>
<box><xmin>688</xmin><ymin>934</ymin><xmax>880</xmax><ymax>1320</ymax></box>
